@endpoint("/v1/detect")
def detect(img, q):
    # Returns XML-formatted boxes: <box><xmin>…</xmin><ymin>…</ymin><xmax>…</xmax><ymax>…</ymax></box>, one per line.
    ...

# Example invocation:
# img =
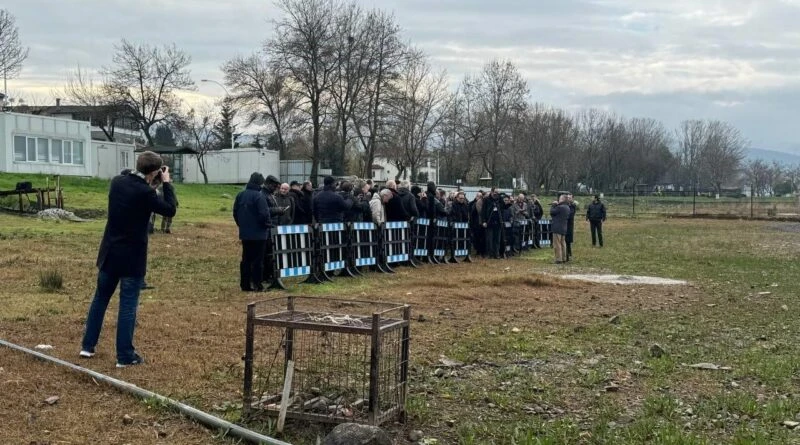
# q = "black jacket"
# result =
<box><xmin>398</xmin><ymin>188</ymin><xmax>419</xmax><ymax>220</ymax></box>
<box><xmin>313</xmin><ymin>186</ymin><xmax>353</xmax><ymax>223</ymax></box>
<box><xmin>531</xmin><ymin>200</ymin><xmax>544</xmax><ymax>220</ymax></box>
<box><xmin>385</xmin><ymin>189</ymin><xmax>408</xmax><ymax>222</ymax></box>
<box><xmin>566</xmin><ymin>202</ymin><xmax>577</xmax><ymax>243</ymax></box>
<box><xmin>96</xmin><ymin>173</ymin><xmax>177</xmax><ymax>278</ymax></box>
<box><xmin>234</xmin><ymin>182</ymin><xmax>271</xmax><ymax>241</ymax></box>
<box><xmin>289</xmin><ymin>189</ymin><xmax>310</xmax><ymax>224</ymax></box>
<box><xmin>550</xmin><ymin>202</ymin><xmax>570</xmax><ymax>235</ymax></box>
<box><xmin>274</xmin><ymin>193</ymin><xmax>295</xmax><ymax>226</ymax></box>
<box><xmin>481</xmin><ymin>195</ymin><xmax>502</xmax><ymax>227</ymax></box>
<box><xmin>261</xmin><ymin>188</ymin><xmax>285</xmax><ymax>227</ymax></box>
<box><xmin>587</xmin><ymin>201</ymin><xmax>607</xmax><ymax>221</ymax></box>
<box><xmin>450</xmin><ymin>201</ymin><xmax>470</xmax><ymax>223</ymax></box>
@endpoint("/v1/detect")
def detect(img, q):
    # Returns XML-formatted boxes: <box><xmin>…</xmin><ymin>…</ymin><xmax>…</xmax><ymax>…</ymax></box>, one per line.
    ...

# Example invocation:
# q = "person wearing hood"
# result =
<box><xmin>313</xmin><ymin>176</ymin><xmax>353</xmax><ymax>223</ymax></box>
<box><xmin>233</xmin><ymin>173</ymin><xmax>271</xmax><ymax>292</ymax></box>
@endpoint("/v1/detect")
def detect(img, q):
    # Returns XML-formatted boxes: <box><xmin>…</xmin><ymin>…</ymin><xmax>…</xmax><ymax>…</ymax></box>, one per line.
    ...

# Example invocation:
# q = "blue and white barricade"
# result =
<box><xmin>502</xmin><ymin>221</ymin><xmax>514</xmax><ymax>257</ymax></box>
<box><xmin>431</xmin><ymin>219</ymin><xmax>450</xmax><ymax>263</ymax></box>
<box><xmin>381</xmin><ymin>221</ymin><xmax>410</xmax><ymax>272</ymax></box>
<box><xmin>269</xmin><ymin>224</ymin><xmax>315</xmax><ymax>290</ymax></box>
<box><xmin>411</xmin><ymin>217</ymin><xmax>430</xmax><ymax>264</ymax></box>
<box><xmin>538</xmin><ymin>219</ymin><xmax>552</xmax><ymax>247</ymax></box>
<box><xmin>519</xmin><ymin>219</ymin><xmax>533</xmax><ymax>250</ymax></box>
<box><xmin>448</xmin><ymin>221</ymin><xmax>472</xmax><ymax>263</ymax></box>
<box><xmin>317</xmin><ymin>222</ymin><xmax>350</xmax><ymax>280</ymax></box>
<box><xmin>348</xmin><ymin>222</ymin><xmax>379</xmax><ymax>275</ymax></box>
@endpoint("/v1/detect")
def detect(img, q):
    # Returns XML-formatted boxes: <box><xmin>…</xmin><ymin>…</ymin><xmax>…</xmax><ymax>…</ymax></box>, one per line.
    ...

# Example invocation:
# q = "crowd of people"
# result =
<box><xmin>233</xmin><ymin>173</ymin><xmax>608</xmax><ymax>291</ymax></box>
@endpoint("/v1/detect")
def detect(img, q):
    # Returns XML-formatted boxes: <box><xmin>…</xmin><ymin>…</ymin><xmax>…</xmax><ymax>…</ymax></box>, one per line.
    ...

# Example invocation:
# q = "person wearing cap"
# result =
<box><xmin>80</xmin><ymin>151</ymin><xmax>177</xmax><ymax>368</ymax></box>
<box><xmin>234</xmin><ymin>173</ymin><xmax>271</xmax><ymax>292</ymax></box>
<box><xmin>288</xmin><ymin>181</ymin><xmax>308</xmax><ymax>224</ymax></box>
<box><xmin>586</xmin><ymin>194</ymin><xmax>607</xmax><ymax>247</ymax></box>
<box><xmin>313</xmin><ymin>176</ymin><xmax>353</xmax><ymax>223</ymax></box>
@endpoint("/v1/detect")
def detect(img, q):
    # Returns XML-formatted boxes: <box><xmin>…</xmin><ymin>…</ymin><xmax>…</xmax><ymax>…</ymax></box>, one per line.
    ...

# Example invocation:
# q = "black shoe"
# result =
<box><xmin>116</xmin><ymin>353</ymin><xmax>145</xmax><ymax>368</ymax></box>
<box><xmin>141</xmin><ymin>284</ymin><xmax>155</xmax><ymax>290</ymax></box>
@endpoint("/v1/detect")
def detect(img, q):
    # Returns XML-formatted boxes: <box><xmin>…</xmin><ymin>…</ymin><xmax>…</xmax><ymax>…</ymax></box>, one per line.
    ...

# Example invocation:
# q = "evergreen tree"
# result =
<box><xmin>212</xmin><ymin>99</ymin><xmax>239</xmax><ymax>149</ymax></box>
<box><xmin>153</xmin><ymin>125</ymin><xmax>177</xmax><ymax>146</ymax></box>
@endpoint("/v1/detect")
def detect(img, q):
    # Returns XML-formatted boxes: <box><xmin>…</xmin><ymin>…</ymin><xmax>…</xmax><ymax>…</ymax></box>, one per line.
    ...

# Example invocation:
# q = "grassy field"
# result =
<box><xmin>2</xmin><ymin>173</ymin><xmax>800</xmax><ymax>444</ymax></box>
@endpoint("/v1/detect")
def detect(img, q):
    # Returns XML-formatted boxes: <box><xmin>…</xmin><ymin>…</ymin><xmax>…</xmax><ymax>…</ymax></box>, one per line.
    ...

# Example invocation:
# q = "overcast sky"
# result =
<box><xmin>4</xmin><ymin>0</ymin><xmax>799</xmax><ymax>153</ymax></box>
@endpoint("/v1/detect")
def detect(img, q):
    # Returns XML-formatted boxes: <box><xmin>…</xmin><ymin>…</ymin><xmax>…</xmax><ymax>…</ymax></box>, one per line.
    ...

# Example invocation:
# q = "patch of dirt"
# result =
<box><xmin>559</xmin><ymin>274</ymin><xmax>688</xmax><ymax>285</ymax></box>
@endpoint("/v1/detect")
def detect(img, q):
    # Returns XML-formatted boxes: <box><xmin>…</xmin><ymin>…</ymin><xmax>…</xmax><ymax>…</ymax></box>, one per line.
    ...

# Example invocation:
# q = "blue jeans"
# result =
<box><xmin>81</xmin><ymin>269</ymin><xmax>143</xmax><ymax>363</ymax></box>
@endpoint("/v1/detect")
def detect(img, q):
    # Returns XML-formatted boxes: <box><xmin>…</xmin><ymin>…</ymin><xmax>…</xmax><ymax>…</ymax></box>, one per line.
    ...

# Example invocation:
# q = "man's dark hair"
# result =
<box><xmin>136</xmin><ymin>151</ymin><xmax>163</xmax><ymax>175</ymax></box>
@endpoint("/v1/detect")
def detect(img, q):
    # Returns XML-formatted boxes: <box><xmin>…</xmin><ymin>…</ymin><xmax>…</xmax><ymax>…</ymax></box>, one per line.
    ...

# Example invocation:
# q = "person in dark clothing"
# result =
<box><xmin>565</xmin><ymin>194</ymin><xmax>577</xmax><ymax>261</ymax></box>
<box><xmin>313</xmin><ymin>176</ymin><xmax>353</xmax><ymax>223</ymax></box>
<box><xmin>384</xmin><ymin>180</ymin><xmax>409</xmax><ymax>222</ymax></box>
<box><xmin>339</xmin><ymin>181</ymin><xmax>368</xmax><ymax>223</ymax></box>
<box><xmin>274</xmin><ymin>183</ymin><xmax>295</xmax><ymax>226</ymax></box>
<box><xmin>411</xmin><ymin>185</ymin><xmax>424</xmax><ymax>217</ymax></box>
<box><xmin>481</xmin><ymin>188</ymin><xmax>503</xmax><ymax>259</ymax></box>
<box><xmin>300</xmin><ymin>181</ymin><xmax>314</xmax><ymax>223</ymax></box>
<box><xmin>530</xmin><ymin>194</ymin><xmax>544</xmax><ymax>248</ymax></box>
<box><xmin>470</xmin><ymin>192</ymin><xmax>486</xmax><ymax>257</ymax></box>
<box><xmin>288</xmin><ymin>181</ymin><xmax>310</xmax><ymax>224</ymax></box>
<box><xmin>586</xmin><ymin>194</ymin><xmax>607</xmax><ymax>247</ymax></box>
<box><xmin>80</xmin><ymin>151</ymin><xmax>177</xmax><ymax>368</ymax></box>
<box><xmin>260</xmin><ymin>175</ymin><xmax>284</xmax><ymax>281</ymax></box>
<box><xmin>550</xmin><ymin>195</ymin><xmax>570</xmax><ymax>264</ymax></box>
<box><xmin>450</xmin><ymin>192</ymin><xmax>470</xmax><ymax>223</ymax></box>
<box><xmin>354</xmin><ymin>180</ymin><xmax>373</xmax><ymax>222</ymax></box>
<box><xmin>233</xmin><ymin>173</ymin><xmax>271</xmax><ymax>292</ymax></box>
<box><xmin>397</xmin><ymin>180</ymin><xmax>419</xmax><ymax>221</ymax></box>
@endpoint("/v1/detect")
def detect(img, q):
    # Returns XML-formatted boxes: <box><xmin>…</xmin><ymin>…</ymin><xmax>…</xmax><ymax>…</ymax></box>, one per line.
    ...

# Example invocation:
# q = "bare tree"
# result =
<box><xmin>0</xmin><ymin>9</ymin><xmax>29</xmax><ymax>96</ymax></box>
<box><xmin>385</xmin><ymin>51</ymin><xmax>449</xmax><ymax>181</ymax></box>
<box><xmin>676</xmin><ymin>120</ymin><xmax>707</xmax><ymax>191</ymax></box>
<box><xmin>222</xmin><ymin>53</ymin><xmax>303</xmax><ymax>158</ymax></box>
<box><xmin>352</xmin><ymin>9</ymin><xmax>405</xmax><ymax>178</ymax></box>
<box><xmin>174</xmin><ymin>104</ymin><xmax>218</xmax><ymax>184</ymax></box>
<box><xmin>699</xmin><ymin>120</ymin><xmax>747</xmax><ymax>194</ymax></box>
<box><xmin>61</xmin><ymin>66</ymin><xmax>124</xmax><ymax>141</ymax></box>
<box><xmin>272</xmin><ymin>0</ymin><xmax>340</xmax><ymax>184</ymax></box>
<box><xmin>464</xmin><ymin>60</ymin><xmax>529</xmax><ymax>184</ymax></box>
<box><xmin>103</xmin><ymin>39</ymin><xmax>194</xmax><ymax>146</ymax></box>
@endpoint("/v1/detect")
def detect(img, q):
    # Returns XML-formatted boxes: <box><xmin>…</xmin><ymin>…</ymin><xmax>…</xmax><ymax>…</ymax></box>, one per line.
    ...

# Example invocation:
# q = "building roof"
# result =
<box><xmin>134</xmin><ymin>144</ymin><xmax>197</xmax><ymax>155</ymax></box>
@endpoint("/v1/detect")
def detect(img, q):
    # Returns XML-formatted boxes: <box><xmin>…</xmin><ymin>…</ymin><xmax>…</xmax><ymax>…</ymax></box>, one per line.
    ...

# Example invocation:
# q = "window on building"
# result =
<box><xmin>37</xmin><ymin>138</ymin><xmax>49</xmax><ymax>162</ymax></box>
<box><xmin>14</xmin><ymin>136</ymin><xmax>26</xmax><ymax>161</ymax></box>
<box><xmin>51</xmin><ymin>140</ymin><xmax>62</xmax><ymax>163</ymax></box>
<box><xmin>73</xmin><ymin>141</ymin><xmax>84</xmax><ymax>165</ymax></box>
<box><xmin>63</xmin><ymin>141</ymin><xmax>73</xmax><ymax>164</ymax></box>
<box><xmin>26</xmin><ymin>137</ymin><xmax>37</xmax><ymax>162</ymax></box>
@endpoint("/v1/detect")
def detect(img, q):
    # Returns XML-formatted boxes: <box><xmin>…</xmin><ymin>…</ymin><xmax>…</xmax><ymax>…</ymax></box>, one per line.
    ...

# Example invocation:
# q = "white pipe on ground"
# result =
<box><xmin>0</xmin><ymin>338</ymin><xmax>292</xmax><ymax>445</ymax></box>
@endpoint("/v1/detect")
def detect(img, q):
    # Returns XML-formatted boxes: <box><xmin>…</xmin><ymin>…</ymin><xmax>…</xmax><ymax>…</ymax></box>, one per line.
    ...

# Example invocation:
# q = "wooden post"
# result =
<box><xmin>368</xmin><ymin>313</ymin><xmax>381</xmax><ymax>425</ymax></box>
<box><xmin>242</xmin><ymin>304</ymin><xmax>256</xmax><ymax>419</ymax></box>
<box><xmin>18</xmin><ymin>191</ymin><xmax>23</xmax><ymax>213</ymax></box>
<box><xmin>285</xmin><ymin>297</ymin><xmax>295</xmax><ymax>375</ymax></box>
<box><xmin>276</xmin><ymin>360</ymin><xmax>294</xmax><ymax>433</ymax></box>
<box><xmin>399</xmin><ymin>305</ymin><xmax>411</xmax><ymax>423</ymax></box>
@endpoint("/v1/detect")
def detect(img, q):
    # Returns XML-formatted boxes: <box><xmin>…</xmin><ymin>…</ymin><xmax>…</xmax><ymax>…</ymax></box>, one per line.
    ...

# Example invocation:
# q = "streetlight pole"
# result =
<box><xmin>201</xmin><ymin>79</ymin><xmax>234</xmax><ymax>150</ymax></box>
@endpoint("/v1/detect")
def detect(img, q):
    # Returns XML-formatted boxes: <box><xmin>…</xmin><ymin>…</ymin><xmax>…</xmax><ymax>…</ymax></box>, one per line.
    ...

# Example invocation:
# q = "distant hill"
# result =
<box><xmin>746</xmin><ymin>148</ymin><xmax>800</xmax><ymax>166</ymax></box>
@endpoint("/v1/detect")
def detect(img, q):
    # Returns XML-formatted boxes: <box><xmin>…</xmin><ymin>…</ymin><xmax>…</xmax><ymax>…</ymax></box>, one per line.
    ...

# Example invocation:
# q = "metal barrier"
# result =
<box><xmin>317</xmin><ymin>223</ymin><xmax>350</xmax><ymax>281</ymax></box>
<box><xmin>411</xmin><ymin>217</ymin><xmax>431</xmax><ymax>265</ymax></box>
<box><xmin>538</xmin><ymin>219</ymin><xmax>552</xmax><ymax>247</ymax></box>
<box><xmin>269</xmin><ymin>224</ymin><xmax>316</xmax><ymax>290</ymax></box>
<box><xmin>502</xmin><ymin>221</ymin><xmax>514</xmax><ymax>257</ymax></box>
<box><xmin>449</xmin><ymin>222</ymin><xmax>472</xmax><ymax>263</ymax></box>
<box><xmin>348</xmin><ymin>222</ymin><xmax>379</xmax><ymax>275</ymax></box>
<box><xmin>519</xmin><ymin>219</ymin><xmax>533</xmax><ymax>250</ymax></box>
<box><xmin>431</xmin><ymin>219</ymin><xmax>450</xmax><ymax>264</ymax></box>
<box><xmin>381</xmin><ymin>221</ymin><xmax>411</xmax><ymax>273</ymax></box>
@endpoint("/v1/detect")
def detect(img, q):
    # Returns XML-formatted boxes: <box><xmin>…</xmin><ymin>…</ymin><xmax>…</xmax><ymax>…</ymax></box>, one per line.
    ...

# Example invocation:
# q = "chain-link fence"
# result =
<box><xmin>568</xmin><ymin>193</ymin><xmax>800</xmax><ymax>219</ymax></box>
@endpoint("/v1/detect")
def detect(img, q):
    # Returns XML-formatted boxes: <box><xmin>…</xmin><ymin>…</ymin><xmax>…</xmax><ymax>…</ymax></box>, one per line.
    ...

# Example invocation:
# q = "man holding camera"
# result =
<box><xmin>80</xmin><ymin>151</ymin><xmax>177</xmax><ymax>368</ymax></box>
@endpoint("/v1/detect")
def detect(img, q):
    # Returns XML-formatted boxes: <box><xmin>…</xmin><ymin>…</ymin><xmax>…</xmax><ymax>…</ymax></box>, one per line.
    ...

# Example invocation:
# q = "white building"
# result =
<box><xmin>0</xmin><ymin>112</ymin><xmax>136</xmax><ymax>179</ymax></box>
<box><xmin>181</xmin><ymin>148</ymin><xmax>280</xmax><ymax>184</ymax></box>
<box><xmin>371</xmin><ymin>156</ymin><xmax>438</xmax><ymax>183</ymax></box>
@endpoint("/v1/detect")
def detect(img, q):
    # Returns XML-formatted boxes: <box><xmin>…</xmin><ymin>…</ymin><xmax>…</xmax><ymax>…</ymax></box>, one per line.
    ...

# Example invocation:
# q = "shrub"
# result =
<box><xmin>39</xmin><ymin>270</ymin><xmax>64</xmax><ymax>292</ymax></box>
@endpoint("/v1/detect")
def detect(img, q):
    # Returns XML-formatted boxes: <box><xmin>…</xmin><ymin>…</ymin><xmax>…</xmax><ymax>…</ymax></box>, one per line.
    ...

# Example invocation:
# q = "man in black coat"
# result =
<box><xmin>550</xmin><ymin>195</ymin><xmax>570</xmax><ymax>264</ymax></box>
<box><xmin>313</xmin><ymin>176</ymin><xmax>353</xmax><ymax>223</ymax></box>
<box><xmin>384</xmin><ymin>180</ymin><xmax>409</xmax><ymax>222</ymax></box>
<box><xmin>530</xmin><ymin>194</ymin><xmax>544</xmax><ymax>248</ymax></box>
<box><xmin>397</xmin><ymin>180</ymin><xmax>419</xmax><ymax>222</ymax></box>
<box><xmin>80</xmin><ymin>151</ymin><xmax>177</xmax><ymax>368</ymax></box>
<box><xmin>481</xmin><ymin>188</ymin><xmax>503</xmax><ymax>259</ymax></box>
<box><xmin>586</xmin><ymin>194</ymin><xmax>607</xmax><ymax>247</ymax></box>
<box><xmin>449</xmin><ymin>191</ymin><xmax>470</xmax><ymax>222</ymax></box>
<box><xmin>288</xmin><ymin>181</ymin><xmax>310</xmax><ymax>224</ymax></box>
<box><xmin>261</xmin><ymin>175</ymin><xmax>285</xmax><ymax>281</ymax></box>
<box><xmin>234</xmin><ymin>173</ymin><xmax>271</xmax><ymax>292</ymax></box>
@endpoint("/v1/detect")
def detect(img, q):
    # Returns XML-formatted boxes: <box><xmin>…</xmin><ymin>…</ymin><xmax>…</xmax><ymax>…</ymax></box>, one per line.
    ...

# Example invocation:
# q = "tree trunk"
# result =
<box><xmin>310</xmin><ymin>100</ymin><xmax>321</xmax><ymax>187</ymax></box>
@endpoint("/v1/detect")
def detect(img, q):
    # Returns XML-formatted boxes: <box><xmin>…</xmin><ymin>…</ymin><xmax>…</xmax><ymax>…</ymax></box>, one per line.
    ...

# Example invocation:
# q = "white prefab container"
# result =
<box><xmin>93</xmin><ymin>141</ymin><xmax>135</xmax><ymax>179</ymax></box>
<box><xmin>0</xmin><ymin>112</ymin><xmax>94</xmax><ymax>177</ymax></box>
<box><xmin>181</xmin><ymin>148</ymin><xmax>280</xmax><ymax>184</ymax></box>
